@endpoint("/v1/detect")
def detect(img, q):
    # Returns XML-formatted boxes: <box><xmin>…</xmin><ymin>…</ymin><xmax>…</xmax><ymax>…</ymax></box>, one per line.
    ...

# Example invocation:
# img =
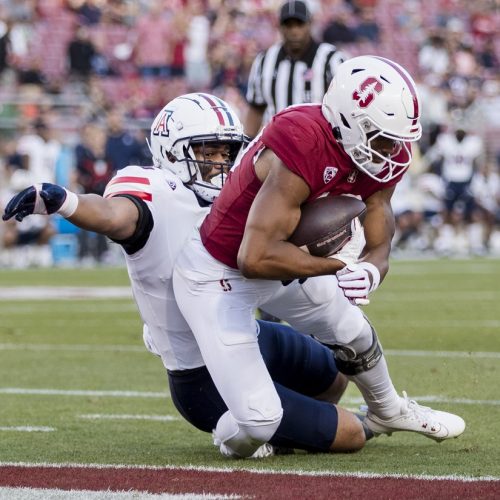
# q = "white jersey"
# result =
<box><xmin>17</xmin><ymin>134</ymin><xmax>61</xmax><ymax>185</ymax></box>
<box><xmin>103</xmin><ymin>165</ymin><xmax>208</xmax><ymax>370</ymax></box>
<box><xmin>435</xmin><ymin>133</ymin><xmax>483</xmax><ymax>183</ymax></box>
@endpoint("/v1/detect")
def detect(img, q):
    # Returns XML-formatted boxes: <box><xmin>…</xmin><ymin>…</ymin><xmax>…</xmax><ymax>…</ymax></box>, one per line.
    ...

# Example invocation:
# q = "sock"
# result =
<box><xmin>350</xmin><ymin>355</ymin><xmax>402</xmax><ymax>419</ymax></box>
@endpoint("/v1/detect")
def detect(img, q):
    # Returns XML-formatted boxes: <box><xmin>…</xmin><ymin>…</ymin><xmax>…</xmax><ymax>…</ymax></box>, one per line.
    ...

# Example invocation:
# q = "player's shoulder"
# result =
<box><xmin>272</xmin><ymin>104</ymin><xmax>329</xmax><ymax>138</ymax></box>
<box><xmin>317</xmin><ymin>41</ymin><xmax>347</xmax><ymax>59</ymax></box>
<box><xmin>259</xmin><ymin>42</ymin><xmax>283</xmax><ymax>61</ymax></box>
<box><xmin>17</xmin><ymin>133</ymin><xmax>40</xmax><ymax>151</ymax></box>
<box><xmin>104</xmin><ymin>165</ymin><xmax>166</xmax><ymax>200</ymax></box>
<box><xmin>263</xmin><ymin>105</ymin><xmax>338</xmax><ymax>158</ymax></box>
<box><xmin>317</xmin><ymin>41</ymin><xmax>338</xmax><ymax>53</ymax></box>
<box><xmin>113</xmin><ymin>165</ymin><xmax>181</xmax><ymax>185</ymax></box>
<box><xmin>437</xmin><ymin>133</ymin><xmax>455</xmax><ymax>148</ymax></box>
<box><xmin>113</xmin><ymin>164</ymin><xmax>157</xmax><ymax>177</ymax></box>
<box><xmin>464</xmin><ymin>134</ymin><xmax>483</xmax><ymax>151</ymax></box>
<box><xmin>264</xmin><ymin>42</ymin><xmax>282</xmax><ymax>53</ymax></box>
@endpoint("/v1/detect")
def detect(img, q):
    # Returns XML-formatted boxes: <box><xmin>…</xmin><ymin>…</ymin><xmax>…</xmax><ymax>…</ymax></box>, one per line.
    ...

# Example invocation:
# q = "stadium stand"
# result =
<box><xmin>0</xmin><ymin>0</ymin><xmax>498</xmax><ymax>266</ymax></box>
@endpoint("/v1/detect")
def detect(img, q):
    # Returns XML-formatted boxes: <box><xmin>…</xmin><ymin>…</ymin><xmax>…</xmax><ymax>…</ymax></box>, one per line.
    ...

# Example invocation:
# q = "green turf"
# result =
<box><xmin>0</xmin><ymin>267</ymin><xmax>130</xmax><ymax>287</ymax></box>
<box><xmin>0</xmin><ymin>259</ymin><xmax>499</xmax><ymax>477</ymax></box>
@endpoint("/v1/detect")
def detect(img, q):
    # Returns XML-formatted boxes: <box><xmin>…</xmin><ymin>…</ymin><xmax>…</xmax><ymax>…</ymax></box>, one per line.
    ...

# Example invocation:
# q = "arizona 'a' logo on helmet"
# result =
<box><xmin>352</xmin><ymin>77</ymin><xmax>383</xmax><ymax>108</ymax></box>
<box><xmin>151</xmin><ymin>110</ymin><xmax>173</xmax><ymax>137</ymax></box>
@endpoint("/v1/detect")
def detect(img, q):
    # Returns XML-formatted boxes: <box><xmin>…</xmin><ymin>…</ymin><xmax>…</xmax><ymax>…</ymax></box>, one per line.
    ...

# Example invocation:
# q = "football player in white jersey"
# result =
<box><xmin>3</xmin><ymin>93</ymin><xmax>368</xmax><ymax>456</ymax></box>
<box><xmin>427</xmin><ymin>126</ymin><xmax>484</xmax><ymax>221</ymax></box>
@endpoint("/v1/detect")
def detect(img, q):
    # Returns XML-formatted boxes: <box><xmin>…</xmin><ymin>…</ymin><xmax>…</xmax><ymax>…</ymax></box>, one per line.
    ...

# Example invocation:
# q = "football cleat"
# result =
<box><xmin>213</xmin><ymin>432</ymin><xmax>275</xmax><ymax>459</ymax></box>
<box><xmin>365</xmin><ymin>391</ymin><xmax>466</xmax><ymax>442</ymax></box>
<box><xmin>354</xmin><ymin>407</ymin><xmax>375</xmax><ymax>441</ymax></box>
<box><xmin>249</xmin><ymin>443</ymin><xmax>275</xmax><ymax>459</ymax></box>
<box><xmin>217</xmin><ymin>441</ymin><xmax>275</xmax><ymax>459</ymax></box>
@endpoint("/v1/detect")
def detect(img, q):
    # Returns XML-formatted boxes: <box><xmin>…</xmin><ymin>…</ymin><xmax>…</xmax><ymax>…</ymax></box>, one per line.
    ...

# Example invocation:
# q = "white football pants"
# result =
<box><xmin>173</xmin><ymin>230</ymin><xmax>401</xmax><ymax>456</ymax></box>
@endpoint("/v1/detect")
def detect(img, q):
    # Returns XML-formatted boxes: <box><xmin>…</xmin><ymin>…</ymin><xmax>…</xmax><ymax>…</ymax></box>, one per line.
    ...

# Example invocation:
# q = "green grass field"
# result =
<box><xmin>0</xmin><ymin>259</ymin><xmax>499</xmax><ymax>478</ymax></box>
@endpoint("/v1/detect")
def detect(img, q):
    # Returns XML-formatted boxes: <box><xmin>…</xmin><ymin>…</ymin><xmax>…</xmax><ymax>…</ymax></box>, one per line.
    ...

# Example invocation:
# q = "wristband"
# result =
<box><xmin>358</xmin><ymin>261</ymin><xmax>380</xmax><ymax>292</ymax></box>
<box><xmin>58</xmin><ymin>189</ymin><xmax>79</xmax><ymax>218</ymax></box>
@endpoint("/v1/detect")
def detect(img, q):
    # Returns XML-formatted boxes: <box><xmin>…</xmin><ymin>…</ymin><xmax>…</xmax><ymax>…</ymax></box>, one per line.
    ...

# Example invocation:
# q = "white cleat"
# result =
<box><xmin>249</xmin><ymin>443</ymin><xmax>275</xmax><ymax>458</ymax></box>
<box><xmin>217</xmin><ymin>442</ymin><xmax>275</xmax><ymax>459</ymax></box>
<box><xmin>213</xmin><ymin>432</ymin><xmax>275</xmax><ymax>458</ymax></box>
<box><xmin>365</xmin><ymin>391</ymin><xmax>466</xmax><ymax>442</ymax></box>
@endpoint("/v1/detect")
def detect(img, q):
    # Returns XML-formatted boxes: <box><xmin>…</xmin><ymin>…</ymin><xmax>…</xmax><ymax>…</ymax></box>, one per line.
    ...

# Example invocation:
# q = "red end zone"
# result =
<box><xmin>1</xmin><ymin>464</ymin><xmax>499</xmax><ymax>499</ymax></box>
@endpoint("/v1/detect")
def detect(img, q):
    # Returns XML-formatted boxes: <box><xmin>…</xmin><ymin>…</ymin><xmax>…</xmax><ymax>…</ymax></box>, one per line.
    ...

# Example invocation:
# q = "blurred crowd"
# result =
<box><xmin>0</xmin><ymin>0</ymin><xmax>499</xmax><ymax>267</ymax></box>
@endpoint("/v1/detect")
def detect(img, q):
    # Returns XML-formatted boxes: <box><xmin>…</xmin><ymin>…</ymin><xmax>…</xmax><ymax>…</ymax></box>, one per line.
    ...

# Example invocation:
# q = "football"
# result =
<box><xmin>289</xmin><ymin>195</ymin><xmax>367</xmax><ymax>257</ymax></box>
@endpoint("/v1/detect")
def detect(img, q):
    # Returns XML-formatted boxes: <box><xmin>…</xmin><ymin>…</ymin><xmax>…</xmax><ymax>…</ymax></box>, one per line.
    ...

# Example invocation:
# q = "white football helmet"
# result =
<box><xmin>149</xmin><ymin>93</ymin><xmax>247</xmax><ymax>201</ymax></box>
<box><xmin>322</xmin><ymin>55</ymin><xmax>422</xmax><ymax>182</ymax></box>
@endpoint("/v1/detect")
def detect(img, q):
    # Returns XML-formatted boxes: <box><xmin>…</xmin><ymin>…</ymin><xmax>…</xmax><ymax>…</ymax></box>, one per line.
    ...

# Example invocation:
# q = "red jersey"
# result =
<box><xmin>200</xmin><ymin>104</ymin><xmax>406</xmax><ymax>268</ymax></box>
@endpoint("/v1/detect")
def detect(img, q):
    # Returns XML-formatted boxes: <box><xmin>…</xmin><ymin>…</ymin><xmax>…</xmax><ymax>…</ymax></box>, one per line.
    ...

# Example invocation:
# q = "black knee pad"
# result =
<box><xmin>168</xmin><ymin>366</ymin><xmax>227</xmax><ymax>432</ymax></box>
<box><xmin>329</xmin><ymin>326</ymin><xmax>383</xmax><ymax>376</ymax></box>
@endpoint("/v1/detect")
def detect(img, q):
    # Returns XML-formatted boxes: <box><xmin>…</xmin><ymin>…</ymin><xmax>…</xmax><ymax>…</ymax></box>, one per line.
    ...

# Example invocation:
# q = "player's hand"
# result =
<box><xmin>336</xmin><ymin>262</ymin><xmax>380</xmax><ymax>306</ymax></box>
<box><xmin>2</xmin><ymin>183</ymin><xmax>75</xmax><ymax>222</ymax></box>
<box><xmin>330</xmin><ymin>217</ymin><xmax>364</xmax><ymax>267</ymax></box>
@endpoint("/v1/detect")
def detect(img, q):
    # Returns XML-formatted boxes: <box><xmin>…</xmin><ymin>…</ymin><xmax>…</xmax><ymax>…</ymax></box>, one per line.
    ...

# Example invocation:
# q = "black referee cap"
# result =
<box><xmin>279</xmin><ymin>0</ymin><xmax>311</xmax><ymax>24</ymax></box>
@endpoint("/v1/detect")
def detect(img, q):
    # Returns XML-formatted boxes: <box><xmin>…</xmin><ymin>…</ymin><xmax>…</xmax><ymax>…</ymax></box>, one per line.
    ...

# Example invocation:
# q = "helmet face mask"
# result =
<box><xmin>149</xmin><ymin>93</ymin><xmax>248</xmax><ymax>201</ymax></box>
<box><xmin>347</xmin><ymin>117</ymin><xmax>412</xmax><ymax>181</ymax></box>
<box><xmin>322</xmin><ymin>56</ymin><xmax>422</xmax><ymax>182</ymax></box>
<box><xmin>188</xmin><ymin>139</ymin><xmax>238</xmax><ymax>201</ymax></box>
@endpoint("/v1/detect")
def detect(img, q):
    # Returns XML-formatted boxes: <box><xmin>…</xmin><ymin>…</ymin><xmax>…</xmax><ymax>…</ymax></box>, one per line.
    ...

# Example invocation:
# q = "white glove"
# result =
<box><xmin>330</xmin><ymin>217</ymin><xmax>364</xmax><ymax>266</ymax></box>
<box><xmin>337</xmin><ymin>261</ymin><xmax>380</xmax><ymax>306</ymax></box>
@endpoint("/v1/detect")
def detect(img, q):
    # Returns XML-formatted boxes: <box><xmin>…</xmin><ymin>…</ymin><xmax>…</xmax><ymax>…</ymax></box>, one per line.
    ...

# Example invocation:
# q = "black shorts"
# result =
<box><xmin>167</xmin><ymin>320</ymin><xmax>340</xmax><ymax>452</ymax></box>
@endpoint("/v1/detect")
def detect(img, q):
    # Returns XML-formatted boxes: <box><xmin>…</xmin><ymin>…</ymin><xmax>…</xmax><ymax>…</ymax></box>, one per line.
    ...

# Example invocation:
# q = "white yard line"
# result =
<box><xmin>1</xmin><ymin>387</ymin><xmax>499</xmax><ymax>406</ymax></box>
<box><xmin>78</xmin><ymin>414</ymin><xmax>179</xmax><ymax>422</ymax></box>
<box><xmin>0</xmin><ymin>388</ymin><xmax>169</xmax><ymax>398</ymax></box>
<box><xmin>0</xmin><ymin>426</ymin><xmax>55</xmax><ymax>432</ymax></box>
<box><xmin>1</xmin><ymin>461</ymin><xmax>499</xmax><ymax>482</ymax></box>
<box><xmin>0</xmin><ymin>287</ymin><xmax>132</xmax><ymax>300</ymax></box>
<box><xmin>1</xmin><ymin>286</ymin><xmax>499</xmax><ymax>303</ymax></box>
<box><xmin>377</xmin><ymin>319</ymin><xmax>500</xmax><ymax>328</ymax></box>
<box><xmin>341</xmin><ymin>396</ymin><xmax>500</xmax><ymax>406</ymax></box>
<box><xmin>2</xmin><ymin>343</ymin><xmax>499</xmax><ymax>359</ymax></box>
<box><xmin>0</xmin><ymin>488</ymin><xmax>239</xmax><ymax>500</ymax></box>
<box><xmin>0</xmin><ymin>343</ymin><xmax>145</xmax><ymax>352</ymax></box>
<box><xmin>383</xmin><ymin>349</ymin><xmax>500</xmax><ymax>359</ymax></box>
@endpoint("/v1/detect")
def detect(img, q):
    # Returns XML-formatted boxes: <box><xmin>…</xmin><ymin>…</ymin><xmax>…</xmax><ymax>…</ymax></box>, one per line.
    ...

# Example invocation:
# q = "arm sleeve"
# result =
<box><xmin>109</xmin><ymin>194</ymin><xmax>154</xmax><ymax>255</ymax></box>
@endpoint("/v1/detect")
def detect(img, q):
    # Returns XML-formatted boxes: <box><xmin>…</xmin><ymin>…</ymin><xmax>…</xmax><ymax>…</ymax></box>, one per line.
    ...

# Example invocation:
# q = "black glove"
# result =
<box><xmin>2</xmin><ymin>183</ymin><xmax>69</xmax><ymax>222</ymax></box>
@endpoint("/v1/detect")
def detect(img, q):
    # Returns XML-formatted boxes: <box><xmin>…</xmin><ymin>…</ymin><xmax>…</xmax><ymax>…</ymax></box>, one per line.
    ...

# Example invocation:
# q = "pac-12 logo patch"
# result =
<box><xmin>323</xmin><ymin>166</ymin><xmax>338</xmax><ymax>184</ymax></box>
<box><xmin>167</xmin><ymin>180</ymin><xmax>177</xmax><ymax>190</ymax></box>
<box><xmin>352</xmin><ymin>77</ymin><xmax>383</xmax><ymax>108</ymax></box>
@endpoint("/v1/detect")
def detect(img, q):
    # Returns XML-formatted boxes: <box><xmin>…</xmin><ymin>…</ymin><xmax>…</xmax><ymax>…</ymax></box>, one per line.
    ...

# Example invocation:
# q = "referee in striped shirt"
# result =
<box><xmin>244</xmin><ymin>0</ymin><xmax>347</xmax><ymax>138</ymax></box>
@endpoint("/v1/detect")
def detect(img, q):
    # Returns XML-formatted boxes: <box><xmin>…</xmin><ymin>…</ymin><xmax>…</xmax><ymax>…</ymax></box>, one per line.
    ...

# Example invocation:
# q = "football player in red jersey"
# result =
<box><xmin>173</xmin><ymin>56</ymin><xmax>466</xmax><ymax>458</ymax></box>
<box><xmin>3</xmin><ymin>93</ymin><xmax>366</xmax><ymax>458</ymax></box>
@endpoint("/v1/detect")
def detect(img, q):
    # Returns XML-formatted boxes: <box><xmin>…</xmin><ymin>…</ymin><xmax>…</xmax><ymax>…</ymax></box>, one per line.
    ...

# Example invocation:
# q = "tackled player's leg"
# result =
<box><xmin>261</xmin><ymin>275</ymin><xmax>465</xmax><ymax>441</ymax></box>
<box><xmin>168</xmin><ymin>319</ymin><xmax>366</xmax><ymax>454</ymax></box>
<box><xmin>173</xmin><ymin>233</ymin><xmax>284</xmax><ymax>458</ymax></box>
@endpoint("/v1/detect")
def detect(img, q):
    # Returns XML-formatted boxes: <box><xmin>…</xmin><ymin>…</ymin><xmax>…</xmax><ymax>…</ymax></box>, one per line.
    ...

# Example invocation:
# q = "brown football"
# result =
<box><xmin>289</xmin><ymin>195</ymin><xmax>366</xmax><ymax>257</ymax></box>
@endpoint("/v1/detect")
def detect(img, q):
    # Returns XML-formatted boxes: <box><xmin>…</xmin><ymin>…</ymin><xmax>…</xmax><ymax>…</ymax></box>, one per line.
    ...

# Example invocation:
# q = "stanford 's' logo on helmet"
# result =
<box><xmin>352</xmin><ymin>77</ymin><xmax>383</xmax><ymax>108</ymax></box>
